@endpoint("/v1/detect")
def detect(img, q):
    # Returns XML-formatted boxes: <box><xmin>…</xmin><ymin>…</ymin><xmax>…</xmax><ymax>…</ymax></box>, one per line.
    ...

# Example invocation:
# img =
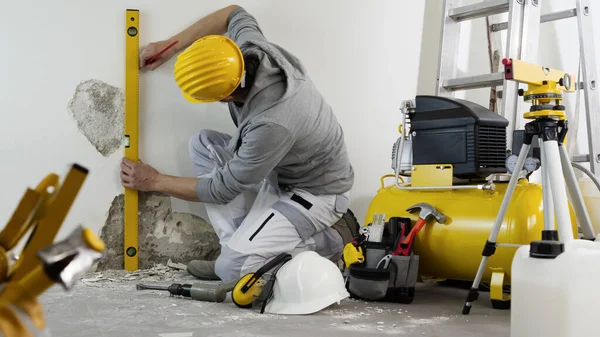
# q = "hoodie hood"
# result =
<box><xmin>228</xmin><ymin>40</ymin><xmax>308</xmax><ymax>126</ymax></box>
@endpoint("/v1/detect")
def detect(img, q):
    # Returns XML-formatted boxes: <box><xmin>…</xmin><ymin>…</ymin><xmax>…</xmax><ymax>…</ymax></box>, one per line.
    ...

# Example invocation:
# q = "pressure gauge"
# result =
<box><xmin>505</xmin><ymin>154</ymin><xmax>519</xmax><ymax>173</ymax></box>
<box><xmin>524</xmin><ymin>157</ymin><xmax>541</xmax><ymax>173</ymax></box>
<box><xmin>505</xmin><ymin>154</ymin><xmax>541</xmax><ymax>174</ymax></box>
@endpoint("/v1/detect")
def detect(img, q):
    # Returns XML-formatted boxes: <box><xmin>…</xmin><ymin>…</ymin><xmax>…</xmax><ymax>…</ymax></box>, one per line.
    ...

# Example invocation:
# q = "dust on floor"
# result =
<box><xmin>39</xmin><ymin>264</ymin><xmax>510</xmax><ymax>337</ymax></box>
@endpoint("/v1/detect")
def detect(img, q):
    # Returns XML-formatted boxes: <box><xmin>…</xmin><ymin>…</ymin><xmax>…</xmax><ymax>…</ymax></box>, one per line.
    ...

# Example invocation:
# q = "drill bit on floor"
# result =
<box><xmin>136</xmin><ymin>284</ymin><xmax>169</xmax><ymax>291</ymax></box>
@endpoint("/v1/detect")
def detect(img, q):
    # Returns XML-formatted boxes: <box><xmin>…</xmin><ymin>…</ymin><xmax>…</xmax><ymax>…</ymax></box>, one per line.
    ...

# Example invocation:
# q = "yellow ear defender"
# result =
<box><xmin>231</xmin><ymin>253</ymin><xmax>292</xmax><ymax>311</ymax></box>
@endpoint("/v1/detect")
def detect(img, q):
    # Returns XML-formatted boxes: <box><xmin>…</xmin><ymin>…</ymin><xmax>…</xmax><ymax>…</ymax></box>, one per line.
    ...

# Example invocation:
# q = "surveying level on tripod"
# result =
<box><xmin>462</xmin><ymin>58</ymin><xmax>597</xmax><ymax>315</ymax></box>
<box><xmin>503</xmin><ymin>57</ymin><xmax>576</xmax><ymax>120</ymax></box>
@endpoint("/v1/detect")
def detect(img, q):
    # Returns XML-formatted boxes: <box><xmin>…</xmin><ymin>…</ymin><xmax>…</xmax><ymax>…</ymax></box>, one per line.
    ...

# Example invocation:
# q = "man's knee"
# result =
<box><xmin>215</xmin><ymin>245</ymin><xmax>276</xmax><ymax>283</ymax></box>
<box><xmin>214</xmin><ymin>246</ymin><xmax>247</xmax><ymax>283</ymax></box>
<box><xmin>189</xmin><ymin>129</ymin><xmax>218</xmax><ymax>155</ymax></box>
<box><xmin>189</xmin><ymin>130</ymin><xmax>232</xmax><ymax>177</ymax></box>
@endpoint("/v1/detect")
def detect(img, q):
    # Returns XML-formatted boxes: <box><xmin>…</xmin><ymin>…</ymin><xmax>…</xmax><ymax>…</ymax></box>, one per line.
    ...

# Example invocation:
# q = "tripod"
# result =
<box><xmin>462</xmin><ymin>58</ymin><xmax>597</xmax><ymax>315</ymax></box>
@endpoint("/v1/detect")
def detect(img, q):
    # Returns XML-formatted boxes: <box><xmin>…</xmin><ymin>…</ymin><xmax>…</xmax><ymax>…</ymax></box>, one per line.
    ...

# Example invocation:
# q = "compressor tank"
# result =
<box><xmin>365</xmin><ymin>178</ymin><xmax>578</xmax><ymax>284</ymax></box>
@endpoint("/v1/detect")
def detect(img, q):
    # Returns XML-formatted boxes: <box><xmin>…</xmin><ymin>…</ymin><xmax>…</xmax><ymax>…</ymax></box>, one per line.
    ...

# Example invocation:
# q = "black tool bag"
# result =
<box><xmin>345</xmin><ymin>217</ymin><xmax>420</xmax><ymax>304</ymax></box>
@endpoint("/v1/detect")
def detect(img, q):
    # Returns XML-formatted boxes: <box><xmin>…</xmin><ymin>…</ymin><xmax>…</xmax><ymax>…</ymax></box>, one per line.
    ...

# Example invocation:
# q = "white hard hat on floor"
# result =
<box><xmin>264</xmin><ymin>250</ymin><xmax>349</xmax><ymax>315</ymax></box>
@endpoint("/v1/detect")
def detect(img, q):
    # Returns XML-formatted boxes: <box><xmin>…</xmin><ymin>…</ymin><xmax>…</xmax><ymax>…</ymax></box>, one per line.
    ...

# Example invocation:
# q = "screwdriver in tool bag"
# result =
<box><xmin>136</xmin><ymin>280</ymin><xmax>237</xmax><ymax>303</ymax></box>
<box><xmin>392</xmin><ymin>217</ymin><xmax>428</xmax><ymax>257</ymax></box>
<box><xmin>376</xmin><ymin>218</ymin><xmax>413</xmax><ymax>269</ymax></box>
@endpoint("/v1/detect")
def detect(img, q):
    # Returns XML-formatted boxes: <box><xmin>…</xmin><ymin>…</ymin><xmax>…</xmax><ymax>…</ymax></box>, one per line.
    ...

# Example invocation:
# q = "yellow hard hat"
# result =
<box><xmin>173</xmin><ymin>35</ymin><xmax>245</xmax><ymax>103</ymax></box>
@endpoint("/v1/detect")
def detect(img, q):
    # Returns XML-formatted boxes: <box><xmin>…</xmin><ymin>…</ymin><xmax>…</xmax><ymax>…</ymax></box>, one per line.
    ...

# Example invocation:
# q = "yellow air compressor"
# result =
<box><xmin>364</xmin><ymin>95</ymin><xmax>577</xmax><ymax>308</ymax></box>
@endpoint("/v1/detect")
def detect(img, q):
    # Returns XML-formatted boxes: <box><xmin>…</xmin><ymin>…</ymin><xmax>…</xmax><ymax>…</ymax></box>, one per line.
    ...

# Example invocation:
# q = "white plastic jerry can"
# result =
<box><xmin>511</xmin><ymin>237</ymin><xmax>600</xmax><ymax>337</ymax></box>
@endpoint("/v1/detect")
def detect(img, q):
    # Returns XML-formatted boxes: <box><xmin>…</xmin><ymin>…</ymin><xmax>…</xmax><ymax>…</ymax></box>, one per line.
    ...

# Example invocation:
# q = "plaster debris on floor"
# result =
<box><xmin>67</xmin><ymin>79</ymin><xmax>125</xmax><ymax>156</ymax></box>
<box><xmin>81</xmin><ymin>261</ymin><xmax>193</xmax><ymax>287</ymax></box>
<box><xmin>96</xmin><ymin>192</ymin><xmax>220</xmax><ymax>271</ymax></box>
<box><xmin>41</xmin><ymin>265</ymin><xmax>509</xmax><ymax>337</ymax></box>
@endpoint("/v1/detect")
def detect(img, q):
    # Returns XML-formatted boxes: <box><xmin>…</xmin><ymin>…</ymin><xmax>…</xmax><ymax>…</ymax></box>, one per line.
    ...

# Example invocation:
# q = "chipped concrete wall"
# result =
<box><xmin>68</xmin><ymin>80</ymin><xmax>125</xmax><ymax>156</ymax></box>
<box><xmin>65</xmin><ymin>78</ymin><xmax>221</xmax><ymax>270</ymax></box>
<box><xmin>97</xmin><ymin>192</ymin><xmax>220</xmax><ymax>270</ymax></box>
<box><xmin>64</xmin><ymin>77</ymin><xmax>221</xmax><ymax>269</ymax></box>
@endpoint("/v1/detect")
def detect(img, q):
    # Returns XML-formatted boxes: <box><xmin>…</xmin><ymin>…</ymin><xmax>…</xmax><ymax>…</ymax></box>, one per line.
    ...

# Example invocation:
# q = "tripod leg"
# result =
<box><xmin>540</xmin><ymin>138</ymin><xmax>555</xmax><ymax>232</ymax></box>
<box><xmin>462</xmin><ymin>142</ymin><xmax>531</xmax><ymax>315</ymax></box>
<box><xmin>559</xmin><ymin>143</ymin><xmax>596</xmax><ymax>239</ymax></box>
<box><xmin>542</xmin><ymin>139</ymin><xmax>576</xmax><ymax>242</ymax></box>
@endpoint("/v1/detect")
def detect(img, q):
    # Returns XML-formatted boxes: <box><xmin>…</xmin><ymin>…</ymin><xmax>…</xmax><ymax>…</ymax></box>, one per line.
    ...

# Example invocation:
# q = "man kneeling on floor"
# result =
<box><xmin>119</xmin><ymin>5</ymin><xmax>356</xmax><ymax>283</ymax></box>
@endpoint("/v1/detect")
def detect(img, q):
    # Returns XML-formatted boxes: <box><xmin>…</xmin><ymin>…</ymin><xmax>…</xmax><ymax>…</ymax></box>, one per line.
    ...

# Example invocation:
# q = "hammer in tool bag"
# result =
<box><xmin>393</xmin><ymin>203</ymin><xmax>447</xmax><ymax>256</ymax></box>
<box><xmin>377</xmin><ymin>203</ymin><xmax>447</xmax><ymax>269</ymax></box>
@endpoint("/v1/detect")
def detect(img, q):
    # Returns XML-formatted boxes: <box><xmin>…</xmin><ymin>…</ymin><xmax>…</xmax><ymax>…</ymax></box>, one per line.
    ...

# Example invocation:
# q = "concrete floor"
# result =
<box><xmin>39</xmin><ymin>267</ymin><xmax>509</xmax><ymax>337</ymax></box>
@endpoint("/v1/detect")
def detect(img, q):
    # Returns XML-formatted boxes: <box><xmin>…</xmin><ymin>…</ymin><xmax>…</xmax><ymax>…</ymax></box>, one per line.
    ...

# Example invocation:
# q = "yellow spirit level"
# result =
<box><xmin>124</xmin><ymin>9</ymin><xmax>140</xmax><ymax>271</ymax></box>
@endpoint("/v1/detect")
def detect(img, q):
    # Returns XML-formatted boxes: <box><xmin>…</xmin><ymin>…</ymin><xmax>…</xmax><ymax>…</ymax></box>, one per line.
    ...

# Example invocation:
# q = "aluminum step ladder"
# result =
<box><xmin>435</xmin><ymin>0</ymin><xmax>600</xmax><ymax>175</ymax></box>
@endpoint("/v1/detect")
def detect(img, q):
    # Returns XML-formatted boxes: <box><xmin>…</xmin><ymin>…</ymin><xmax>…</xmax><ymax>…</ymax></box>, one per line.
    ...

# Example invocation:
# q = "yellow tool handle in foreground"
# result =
<box><xmin>124</xmin><ymin>8</ymin><xmax>140</xmax><ymax>271</ymax></box>
<box><xmin>0</xmin><ymin>173</ymin><xmax>58</xmax><ymax>255</ymax></box>
<box><xmin>0</xmin><ymin>190</ymin><xmax>41</xmax><ymax>253</ymax></box>
<box><xmin>11</xmin><ymin>165</ymin><xmax>88</xmax><ymax>282</ymax></box>
<box><xmin>0</xmin><ymin>266</ymin><xmax>51</xmax><ymax>336</ymax></box>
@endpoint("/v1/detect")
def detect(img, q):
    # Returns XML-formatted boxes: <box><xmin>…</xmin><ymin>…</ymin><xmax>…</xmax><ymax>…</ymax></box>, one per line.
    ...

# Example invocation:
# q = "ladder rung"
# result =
<box><xmin>448</xmin><ymin>0</ymin><xmax>509</xmax><ymax>22</ymax></box>
<box><xmin>492</xmin><ymin>8</ymin><xmax>577</xmax><ymax>31</ymax></box>
<box><xmin>443</xmin><ymin>72</ymin><xmax>505</xmax><ymax>91</ymax></box>
<box><xmin>572</xmin><ymin>154</ymin><xmax>590</xmax><ymax>163</ymax></box>
<box><xmin>542</xmin><ymin>8</ymin><xmax>577</xmax><ymax>23</ymax></box>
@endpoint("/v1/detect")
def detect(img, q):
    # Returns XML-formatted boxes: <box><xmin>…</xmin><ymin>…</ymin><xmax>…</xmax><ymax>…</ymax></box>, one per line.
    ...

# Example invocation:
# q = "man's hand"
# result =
<box><xmin>139</xmin><ymin>40</ymin><xmax>179</xmax><ymax>70</ymax></box>
<box><xmin>138</xmin><ymin>5</ymin><xmax>240</xmax><ymax>71</ymax></box>
<box><xmin>119</xmin><ymin>158</ymin><xmax>201</xmax><ymax>202</ymax></box>
<box><xmin>120</xmin><ymin>158</ymin><xmax>160</xmax><ymax>191</ymax></box>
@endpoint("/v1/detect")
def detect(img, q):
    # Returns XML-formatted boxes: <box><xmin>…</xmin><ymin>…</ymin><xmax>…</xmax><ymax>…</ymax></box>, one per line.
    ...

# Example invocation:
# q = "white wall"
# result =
<box><xmin>0</xmin><ymin>0</ymin><xmax>426</xmax><ymax>243</ymax></box>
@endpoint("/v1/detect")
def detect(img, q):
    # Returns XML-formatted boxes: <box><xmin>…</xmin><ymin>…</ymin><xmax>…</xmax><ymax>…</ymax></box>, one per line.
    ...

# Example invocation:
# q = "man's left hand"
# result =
<box><xmin>120</xmin><ymin>158</ymin><xmax>160</xmax><ymax>191</ymax></box>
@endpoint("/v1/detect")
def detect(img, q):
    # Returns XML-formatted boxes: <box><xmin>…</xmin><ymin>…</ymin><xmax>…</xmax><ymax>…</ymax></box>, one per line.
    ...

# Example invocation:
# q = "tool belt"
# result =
<box><xmin>344</xmin><ymin>217</ymin><xmax>419</xmax><ymax>304</ymax></box>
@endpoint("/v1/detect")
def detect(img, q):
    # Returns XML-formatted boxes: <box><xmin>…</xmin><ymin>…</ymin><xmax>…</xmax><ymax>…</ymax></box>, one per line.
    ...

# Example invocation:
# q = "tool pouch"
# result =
<box><xmin>384</xmin><ymin>254</ymin><xmax>419</xmax><ymax>303</ymax></box>
<box><xmin>347</xmin><ymin>264</ymin><xmax>390</xmax><ymax>301</ymax></box>
<box><xmin>364</xmin><ymin>242</ymin><xmax>388</xmax><ymax>268</ymax></box>
<box><xmin>345</xmin><ymin>217</ymin><xmax>419</xmax><ymax>304</ymax></box>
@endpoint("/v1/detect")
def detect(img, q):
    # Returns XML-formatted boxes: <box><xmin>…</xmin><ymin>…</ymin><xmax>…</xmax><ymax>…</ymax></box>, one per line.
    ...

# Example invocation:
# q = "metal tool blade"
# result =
<box><xmin>136</xmin><ymin>284</ymin><xmax>169</xmax><ymax>291</ymax></box>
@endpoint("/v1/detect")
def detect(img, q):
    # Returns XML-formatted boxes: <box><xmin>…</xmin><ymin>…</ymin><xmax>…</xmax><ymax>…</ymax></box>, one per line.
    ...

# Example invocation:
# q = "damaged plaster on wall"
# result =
<box><xmin>96</xmin><ymin>192</ymin><xmax>220</xmax><ymax>271</ymax></box>
<box><xmin>68</xmin><ymin>79</ymin><xmax>125</xmax><ymax>156</ymax></box>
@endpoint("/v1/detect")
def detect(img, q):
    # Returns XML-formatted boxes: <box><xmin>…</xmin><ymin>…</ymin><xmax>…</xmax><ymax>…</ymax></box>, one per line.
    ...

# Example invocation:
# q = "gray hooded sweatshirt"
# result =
<box><xmin>195</xmin><ymin>7</ymin><xmax>354</xmax><ymax>204</ymax></box>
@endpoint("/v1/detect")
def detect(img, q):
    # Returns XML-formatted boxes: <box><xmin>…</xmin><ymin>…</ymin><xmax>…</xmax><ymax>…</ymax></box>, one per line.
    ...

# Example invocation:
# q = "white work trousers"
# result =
<box><xmin>189</xmin><ymin>129</ymin><xmax>348</xmax><ymax>283</ymax></box>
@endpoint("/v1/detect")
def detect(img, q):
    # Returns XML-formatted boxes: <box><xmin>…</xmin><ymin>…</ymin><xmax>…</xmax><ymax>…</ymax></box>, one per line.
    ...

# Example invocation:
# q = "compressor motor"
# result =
<box><xmin>393</xmin><ymin>95</ymin><xmax>510</xmax><ymax>180</ymax></box>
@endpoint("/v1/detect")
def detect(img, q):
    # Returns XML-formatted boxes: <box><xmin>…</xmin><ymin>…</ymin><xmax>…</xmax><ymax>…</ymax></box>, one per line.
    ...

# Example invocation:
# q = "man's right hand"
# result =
<box><xmin>139</xmin><ymin>39</ymin><xmax>179</xmax><ymax>70</ymax></box>
<box><xmin>138</xmin><ymin>5</ymin><xmax>240</xmax><ymax>71</ymax></box>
